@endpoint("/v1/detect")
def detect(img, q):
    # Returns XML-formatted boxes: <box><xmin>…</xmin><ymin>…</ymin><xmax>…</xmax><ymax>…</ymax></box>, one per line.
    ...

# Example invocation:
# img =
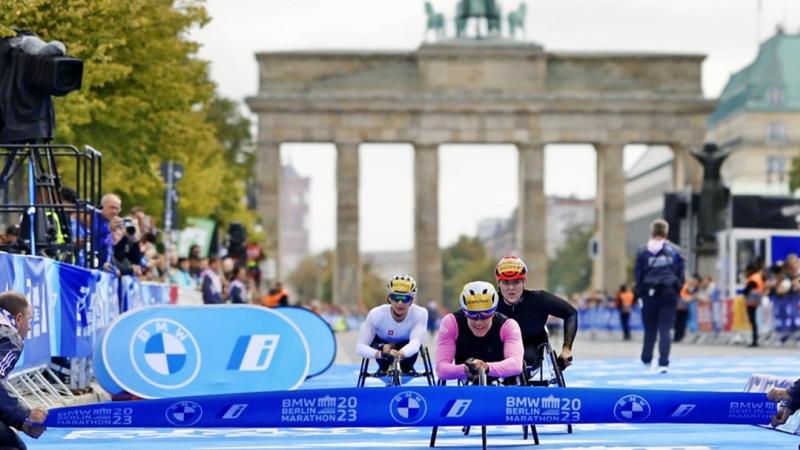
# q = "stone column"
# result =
<box><xmin>671</xmin><ymin>143</ymin><xmax>703</xmax><ymax>191</ymax></box>
<box><xmin>334</xmin><ymin>143</ymin><xmax>361</xmax><ymax>307</ymax></box>
<box><xmin>414</xmin><ymin>144</ymin><xmax>443</xmax><ymax>304</ymax></box>
<box><xmin>255</xmin><ymin>140</ymin><xmax>282</xmax><ymax>281</ymax></box>
<box><xmin>593</xmin><ymin>143</ymin><xmax>627</xmax><ymax>292</ymax></box>
<box><xmin>517</xmin><ymin>143</ymin><xmax>548</xmax><ymax>288</ymax></box>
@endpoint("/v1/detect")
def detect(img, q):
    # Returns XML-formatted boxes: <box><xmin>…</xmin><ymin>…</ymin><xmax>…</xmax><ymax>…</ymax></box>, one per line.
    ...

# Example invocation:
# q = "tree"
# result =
<box><xmin>441</xmin><ymin>236</ymin><xmax>497</xmax><ymax>311</ymax></box>
<box><xmin>286</xmin><ymin>251</ymin><xmax>333</xmax><ymax>304</ymax></box>
<box><xmin>791</xmin><ymin>156</ymin><xmax>800</xmax><ymax>193</ymax></box>
<box><xmin>0</xmin><ymin>1</ymin><xmax>253</xmax><ymax>230</ymax></box>
<box><xmin>548</xmin><ymin>224</ymin><xmax>593</xmax><ymax>295</ymax></box>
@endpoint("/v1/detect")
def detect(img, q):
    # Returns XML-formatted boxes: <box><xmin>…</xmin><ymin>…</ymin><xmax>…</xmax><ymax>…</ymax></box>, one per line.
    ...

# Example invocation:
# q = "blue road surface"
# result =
<box><xmin>24</xmin><ymin>356</ymin><xmax>800</xmax><ymax>449</ymax></box>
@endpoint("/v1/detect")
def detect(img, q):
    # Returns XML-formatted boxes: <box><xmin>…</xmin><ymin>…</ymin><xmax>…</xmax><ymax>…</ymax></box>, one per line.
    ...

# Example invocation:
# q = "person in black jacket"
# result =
<box><xmin>633</xmin><ymin>219</ymin><xmax>685</xmax><ymax>373</ymax></box>
<box><xmin>494</xmin><ymin>256</ymin><xmax>578</xmax><ymax>374</ymax></box>
<box><xmin>0</xmin><ymin>291</ymin><xmax>48</xmax><ymax>449</ymax></box>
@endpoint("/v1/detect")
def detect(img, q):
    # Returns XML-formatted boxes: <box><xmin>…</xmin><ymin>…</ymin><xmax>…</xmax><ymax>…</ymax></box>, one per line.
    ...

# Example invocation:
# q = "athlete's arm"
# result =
<box><xmin>435</xmin><ymin>314</ymin><xmax>467</xmax><ymax>380</ymax></box>
<box><xmin>398</xmin><ymin>307</ymin><xmax>428</xmax><ymax>358</ymax></box>
<box><xmin>542</xmin><ymin>291</ymin><xmax>578</xmax><ymax>350</ymax></box>
<box><xmin>486</xmin><ymin>319</ymin><xmax>523</xmax><ymax>378</ymax></box>
<box><xmin>355</xmin><ymin>310</ymin><xmax>380</xmax><ymax>359</ymax></box>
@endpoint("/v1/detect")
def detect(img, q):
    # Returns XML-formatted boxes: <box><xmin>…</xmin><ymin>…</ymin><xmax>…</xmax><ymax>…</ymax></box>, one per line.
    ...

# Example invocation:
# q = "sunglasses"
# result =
<box><xmin>388</xmin><ymin>293</ymin><xmax>414</xmax><ymax>303</ymax></box>
<box><xmin>464</xmin><ymin>309</ymin><xmax>495</xmax><ymax>320</ymax></box>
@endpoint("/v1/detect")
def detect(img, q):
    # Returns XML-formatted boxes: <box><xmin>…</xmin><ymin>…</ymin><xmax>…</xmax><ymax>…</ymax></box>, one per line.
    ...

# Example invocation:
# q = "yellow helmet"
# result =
<box><xmin>459</xmin><ymin>281</ymin><xmax>498</xmax><ymax>313</ymax></box>
<box><xmin>387</xmin><ymin>274</ymin><xmax>416</xmax><ymax>296</ymax></box>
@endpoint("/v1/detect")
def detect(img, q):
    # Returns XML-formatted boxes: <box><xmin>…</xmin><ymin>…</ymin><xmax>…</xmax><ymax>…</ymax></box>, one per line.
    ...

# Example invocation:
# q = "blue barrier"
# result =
<box><xmin>277</xmin><ymin>306</ymin><xmax>337</xmax><ymax>378</ymax></box>
<box><xmin>97</xmin><ymin>305</ymin><xmax>311</xmax><ymax>398</ymax></box>
<box><xmin>46</xmin><ymin>386</ymin><xmax>774</xmax><ymax>428</ymax></box>
<box><xmin>0</xmin><ymin>252</ymin><xmax>172</xmax><ymax>371</ymax></box>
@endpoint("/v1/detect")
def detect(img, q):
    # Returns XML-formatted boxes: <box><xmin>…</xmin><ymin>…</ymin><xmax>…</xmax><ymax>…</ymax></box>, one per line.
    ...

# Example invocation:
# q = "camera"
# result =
<box><xmin>122</xmin><ymin>218</ymin><xmax>136</xmax><ymax>236</ymax></box>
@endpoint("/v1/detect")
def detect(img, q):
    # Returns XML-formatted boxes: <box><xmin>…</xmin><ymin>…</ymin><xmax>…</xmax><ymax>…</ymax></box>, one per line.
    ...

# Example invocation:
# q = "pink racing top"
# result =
<box><xmin>435</xmin><ymin>313</ymin><xmax>524</xmax><ymax>381</ymax></box>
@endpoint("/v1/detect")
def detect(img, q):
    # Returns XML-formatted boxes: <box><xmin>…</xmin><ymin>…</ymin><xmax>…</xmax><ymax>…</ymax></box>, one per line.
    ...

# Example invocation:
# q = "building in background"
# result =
<box><xmin>624</xmin><ymin>28</ymin><xmax>800</xmax><ymax>258</ymax></box>
<box><xmin>706</xmin><ymin>28</ymin><xmax>800</xmax><ymax>196</ymax></box>
<box><xmin>280</xmin><ymin>164</ymin><xmax>310</xmax><ymax>275</ymax></box>
<box><xmin>477</xmin><ymin>196</ymin><xmax>595</xmax><ymax>259</ymax></box>
<box><xmin>624</xmin><ymin>147</ymin><xmax>675</xmax><ymax>256</ymax></box>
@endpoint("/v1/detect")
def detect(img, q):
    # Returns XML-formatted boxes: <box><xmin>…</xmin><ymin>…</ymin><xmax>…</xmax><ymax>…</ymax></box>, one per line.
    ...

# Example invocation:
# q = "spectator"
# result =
<box><xmin>0</xmin><ymin>225</ymin><xmax>18</xmax><ymax>247</ymax></box>
<box><xmin>93</xmin><ymin>193</ymin><xmax>121</xmax><ymax>268</ymax></box>
<box><xmin>274</xmin><ymin>281</ymin><xmax>289</xmax><ymax>307</ymax></box>
<box><xmin>170</xmin><ymin>257</ymin><xmax>196</xmax><ymax>289</ymax></box>
<box><xmin>228</xmin><ymin>266</ymin><xmax>249</xmax><ymax>304</ymax></box>
<box><xmin>426</xmin><ymin>300</ymin><xmax>440</xmax><ymax>335</ymax></box>
<box><xmin>0</xmin><ymin>291</ymin><xmax>48</xmax><ymax>447</ymax></box>
<box><xmin>200</xmin><ymin>257</ymin><xmax>223</xmax><ymax>304</ymax></box>
<box><xmin>674</xmin><ymin>276</ymin><xmax>698</xmax><ymax>343</ymax></box>
<box><xmin>743</xmin><ymin>262</ymin><xmax>766</xmax><ymax>347</ymax></box>
<box><xmin>59</xmin><ymin>187</ymin><xmax>86</xmax><ymax>266</ymax></box>
<box><xmin>615</xmin><ymin>284</ymin><xmax>634</xmax><ymax>341</ymax></box>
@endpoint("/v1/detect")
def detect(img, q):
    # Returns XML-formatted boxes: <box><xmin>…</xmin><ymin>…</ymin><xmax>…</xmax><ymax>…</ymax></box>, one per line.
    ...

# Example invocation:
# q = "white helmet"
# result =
<box><xmin>459</xmin><ymin>281</ymin><xmax>499</xmax><ymax>313</ymax></box>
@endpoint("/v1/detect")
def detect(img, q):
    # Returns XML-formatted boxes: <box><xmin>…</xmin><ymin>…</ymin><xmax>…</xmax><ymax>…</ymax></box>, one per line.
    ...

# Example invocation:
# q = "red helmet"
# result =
<box><xmin>494</xmin><ymin>256</ymin><xmax>528</xmax><ymax>281</ymax></box>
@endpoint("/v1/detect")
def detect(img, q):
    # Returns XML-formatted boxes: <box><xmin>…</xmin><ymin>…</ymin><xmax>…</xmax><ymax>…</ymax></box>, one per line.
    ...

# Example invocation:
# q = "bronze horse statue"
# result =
<box><xmin>455</xmin><ymin>0</ymin><xmax>502</xmax><ymax>38</ymax></box>
<box><xmin>508</xmin><ymin>2</ymin><xmax>527</xmax><ymax>39</ymax></box>
<box><xmin>425</xmin><ymin>2</ymin><xmax>446</xmax><ymax>40</ymax></box>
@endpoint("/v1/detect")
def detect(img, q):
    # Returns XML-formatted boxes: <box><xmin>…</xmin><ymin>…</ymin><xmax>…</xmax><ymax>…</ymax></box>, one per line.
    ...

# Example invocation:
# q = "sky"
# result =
<box><xmin>191</xmin><ymin>0</ymin><xmax>796</xmax><ymax>252</ymax></box>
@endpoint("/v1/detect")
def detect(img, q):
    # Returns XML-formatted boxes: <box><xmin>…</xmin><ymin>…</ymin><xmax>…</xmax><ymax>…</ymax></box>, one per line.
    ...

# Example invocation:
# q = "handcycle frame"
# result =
<box><xmin>356</xmin><ymin>346</ymin><xmax>436</xmax><ymax>387</ymax></box>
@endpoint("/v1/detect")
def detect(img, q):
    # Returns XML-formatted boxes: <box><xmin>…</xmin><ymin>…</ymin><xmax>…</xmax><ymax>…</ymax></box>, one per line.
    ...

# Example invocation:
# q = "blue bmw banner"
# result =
<box><xmin>46</xmin><ymin>386</ymin><xmax>775</xmax><ymax>428</ymax></box>
<box><xmin>277</xmin><ymin>306</ymin><xmax>336</xmax><ymax>378</ymax></box>
<box><xmin>97</xmin><ymin>305</ymin><xmax>310</xmax><ymax>398</ymax></box>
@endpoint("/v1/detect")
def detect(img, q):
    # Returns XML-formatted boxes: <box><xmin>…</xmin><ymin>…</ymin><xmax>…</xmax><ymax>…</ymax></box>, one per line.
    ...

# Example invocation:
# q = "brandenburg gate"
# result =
<box><xmin>247</xmin><ymin>37</ymin><xmax>713</xmax><ymax>305</ymax></box>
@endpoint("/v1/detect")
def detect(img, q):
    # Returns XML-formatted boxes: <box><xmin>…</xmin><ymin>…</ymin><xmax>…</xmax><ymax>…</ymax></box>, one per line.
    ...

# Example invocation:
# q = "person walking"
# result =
<box><xmin>634</xmin><ymin>219</ymin><xmax>685</xmax><ymax>373</ymax></box>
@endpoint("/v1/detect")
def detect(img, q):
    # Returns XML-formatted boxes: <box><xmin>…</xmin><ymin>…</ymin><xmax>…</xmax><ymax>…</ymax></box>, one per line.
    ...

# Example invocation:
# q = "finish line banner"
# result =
<box><xmin>47</xmin><ymin>386</ymin><xmax>774</xmax><ymax>428</ymax></box>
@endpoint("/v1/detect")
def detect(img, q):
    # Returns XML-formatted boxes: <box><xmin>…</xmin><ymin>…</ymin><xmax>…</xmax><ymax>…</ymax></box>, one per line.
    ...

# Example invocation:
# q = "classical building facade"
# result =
<box><xmin>706</xmin><ymin>29</ymin><xmax>800</xmax><ymax>196</ymax></box>
<box><xmin>247</xmin><ymin>40</ymin><xmax>711</xmax><ymax>305</ymax></box>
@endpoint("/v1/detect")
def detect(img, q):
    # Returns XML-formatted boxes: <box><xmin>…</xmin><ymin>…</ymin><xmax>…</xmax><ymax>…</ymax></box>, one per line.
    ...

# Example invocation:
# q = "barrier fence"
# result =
<box><xmin>576</xmin><ymin>293</ymin><xmax>800</xmax><ymax>346</ymax></box>
<box><xmin>0</xmin><ymin>252</ymin><xmax>174</xmax><ymax>405</ymax></box>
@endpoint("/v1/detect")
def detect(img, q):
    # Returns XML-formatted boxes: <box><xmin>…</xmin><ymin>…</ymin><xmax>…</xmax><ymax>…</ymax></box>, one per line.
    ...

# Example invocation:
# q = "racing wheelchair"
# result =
<box><xmin>356</xmin><ymin>346</ymin><xmax>436</xmax><ymax>387</ymax></box>
<box><xmin>429</xmin><ymin>364</ymin><xmax>531</xmax><ymax>450</ymax></box>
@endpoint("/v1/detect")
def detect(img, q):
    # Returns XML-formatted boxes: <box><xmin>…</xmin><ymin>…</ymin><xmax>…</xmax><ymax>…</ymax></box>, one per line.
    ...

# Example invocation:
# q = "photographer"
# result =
<box><xmin>111</xmin><ymin>216</ymin><xmax>143</xmax><ymax>277</ymax></box>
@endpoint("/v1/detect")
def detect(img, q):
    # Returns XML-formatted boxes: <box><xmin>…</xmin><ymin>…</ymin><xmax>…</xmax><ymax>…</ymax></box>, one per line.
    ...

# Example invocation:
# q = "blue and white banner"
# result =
<box><xmin>277</xmin><ymin>306</ymin><xmax>336</xmax><ymax>378</ymax></box>
<box><xmin>46</xmin><ymin>386</ymin><xmax>775</xmax><ymax>428</ymax></box>
<box><xmin>57</xmin><ymin>262</ymin><xmax>94</xmax><ymax>357</ymax></box>
<box><xmin>0</xmin><ymin>252</ymin><xmax>14</xmax><ymax>291</ymax></box>
<box><xmin>97</xmin><ymin>305</ymin><xmax>310</xmax><ymax>398</ymax></box>
<box><xmin>19</xmin><ymin>256</ymin><xmax>54</xmax><ymax>368</ymax></box>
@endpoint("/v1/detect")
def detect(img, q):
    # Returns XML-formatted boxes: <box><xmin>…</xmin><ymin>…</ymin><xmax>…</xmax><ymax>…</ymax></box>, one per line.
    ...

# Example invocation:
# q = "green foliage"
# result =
<box><xmin>548</xmin><ymin>224</ymin><xmax>593</xmax><ymax>295</ymax></box>
<box><xmin>791</xmin><ymin>156</ymin><xmax>800</xmax><ymax>193</ymax></box>
<box><xmin>361</xmin><ymin>260</ymin><xmax>387</xmax><ymax>310</ymax></box>
<box><xmin>0</xmin><ymin>1</ymin><xmax>255</xmax><ymax>232</ymax></box>
<box><xmin>441</xmin><ymin>236</ymin><xmax>497</xmax><ymax>311</ymax></box>
<box><xmin>286</xmin><ymin>251</ymin><xmax>333</xmax><ymax>304</ymax></box>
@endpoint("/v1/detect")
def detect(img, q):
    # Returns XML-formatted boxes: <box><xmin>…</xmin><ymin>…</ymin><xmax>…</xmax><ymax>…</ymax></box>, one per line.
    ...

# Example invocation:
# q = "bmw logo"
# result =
<box><xmin>613</xmin><ymin>394</ymin><xmax>652</xmax><ymax>422</ymax></box>
<box><xmin>389</xmin><ymin>391</ymin><xmax>428</xmax><ymax>425</ymax></box>
<box><xmin>130</xmin><ymin>319</ymin><xmax>201</xmax><ymax>389</ymax></box>
<box><xmin>165</xmin><ymin>400</ymin><xmax>203</xmax><ymax>426</ymax></box>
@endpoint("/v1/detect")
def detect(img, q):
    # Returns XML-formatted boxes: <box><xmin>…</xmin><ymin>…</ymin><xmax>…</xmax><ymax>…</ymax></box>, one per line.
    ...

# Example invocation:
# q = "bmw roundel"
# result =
<box><xmin>390</xmin><ymin>391</ymin><xmax>428</xmax><ymax>425</ymax></box>
<box><xmin>130</xmin><ymin>319</ymin><xmax>201</xmax><ymax>389</ymax></box>
<box><xmin>165</xmin><ymin>400</ymin><xmax>203</xmax><ymax>426</ymax></box>
<box><xmin>613</xmin><ymin>394</ymin><xmax>652</xmax><ymax>422</ymax></box>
